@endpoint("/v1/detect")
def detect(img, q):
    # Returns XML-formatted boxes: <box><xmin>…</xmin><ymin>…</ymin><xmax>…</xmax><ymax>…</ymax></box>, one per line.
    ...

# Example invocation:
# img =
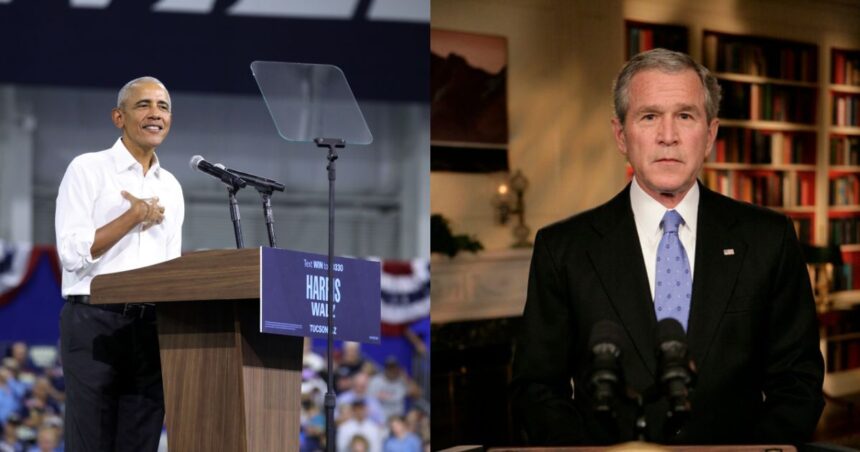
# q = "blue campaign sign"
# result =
<box><xmin>260</xmin><ymin>248</ymin><xmax>381</xmax><ymax>344</ymax></box>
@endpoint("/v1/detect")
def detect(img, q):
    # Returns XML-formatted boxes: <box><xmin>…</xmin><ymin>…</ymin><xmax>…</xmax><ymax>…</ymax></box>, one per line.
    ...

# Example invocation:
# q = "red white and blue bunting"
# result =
<box><xmin>380</xmin><ymin>259</ymin><xmax>430</xmax><ymax>330</ymax></box>
<box><xmin>0</xmin><ymin>241</ymin><xmax>39</xmax><ymax>306</ymax></box>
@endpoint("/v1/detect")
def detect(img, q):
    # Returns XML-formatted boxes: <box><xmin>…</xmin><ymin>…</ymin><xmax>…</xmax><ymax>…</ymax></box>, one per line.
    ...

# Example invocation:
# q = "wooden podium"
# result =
<box><xmin>91</xmin><ymin>249</ymin><xmax>303</xmax><ymax>452</ymax></box>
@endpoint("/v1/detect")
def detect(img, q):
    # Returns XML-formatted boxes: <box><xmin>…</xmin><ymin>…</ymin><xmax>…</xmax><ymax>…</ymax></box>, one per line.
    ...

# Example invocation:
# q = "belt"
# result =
<box><xmin>67</xmin><ymin>295</ymin><xmax>156</xmax><ymax>319</ymax></box>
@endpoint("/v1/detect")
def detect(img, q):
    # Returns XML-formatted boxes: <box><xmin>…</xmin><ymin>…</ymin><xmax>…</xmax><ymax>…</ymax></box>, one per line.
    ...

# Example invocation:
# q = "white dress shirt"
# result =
<box><xmin>336</xmin><ymin>417</ymin><xmax>383</xmax><ymax>452</ymax></box>
<box><xmin>630</xmin><ymin>177</ymin><xmax>698</xmax><ymax>301</ymax></box>
<box><xmin>55</xmin><ymin>138</ymin><xmax>184</xmax><ymax>297</ymax></box>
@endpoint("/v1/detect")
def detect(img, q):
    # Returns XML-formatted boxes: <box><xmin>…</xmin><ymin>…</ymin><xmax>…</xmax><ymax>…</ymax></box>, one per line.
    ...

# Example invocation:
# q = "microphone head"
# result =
<box><xmin>587</xmin><ymin>320</ymin><xmax>625</xmax><ymax>413</ymax></box>
<box><xmin>189</xmin><ymin>155</ymin><xmax>204</xmax><ymax>170</ymax></box>
<box><xmin>588</xmin><ymin>319</ymin><xmax>625</xmax><ymax>355</ymax></box>
<box><xmin>656</xmin><ymin>318</ymin><xmax>686</xmax><ymax>345</ymax></box>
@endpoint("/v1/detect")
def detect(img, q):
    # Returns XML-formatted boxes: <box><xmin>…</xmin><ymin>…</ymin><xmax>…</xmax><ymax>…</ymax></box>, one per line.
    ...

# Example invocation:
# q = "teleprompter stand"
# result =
<box><xmin>251</xmin><ymin>61</ymin><xmax>373</xmax><ymax>452</ymax></box>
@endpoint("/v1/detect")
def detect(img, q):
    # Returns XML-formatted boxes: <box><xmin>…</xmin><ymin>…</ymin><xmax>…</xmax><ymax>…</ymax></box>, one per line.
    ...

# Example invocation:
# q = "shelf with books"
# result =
<box><xmin>828</xmin><ymin>172</ymin><xmax>860</xmax><ymax>207</ymax></box>
<box><xmin>832</xmin><ymin>92</ymin><xmax>860</xmax><ymax>128</ymax></box>
<box><xmin>829</xmin><ymin>211</ymin><xmax>860</xmax><ymax>245</ymax></box>
<box><xmin>710</xmin><ymin>126</ymin><xmax>816</xmax><ymax>165</ymax></box>
<box><xmin>829</xmin><ymin>49</ymin><xmax>860</xmax><ymax>270</ymax></box>
<box><xmin>832</xmin><ymin>48</ymin><xmax>860</xmax><ymax>87</ymax></box>
<box><xmin>830</xmin><ymin>135</ymin><xmax>860</xmax><ymax>166</ymax></box>
<box><xmin>702</xmin><ymin>168</ymin><xmax>815</xmax><ymax>209</ymax></box>
<box><xmin>703</xmin><ymin>31</ymin><xmax>818</xmax><ymax>82</ymax></box>
<box><xmin>700</xmin><ymin>30</ymin><xmax>820</xmax><ymax>246</ymax></box>
<box><xmin>625</xmin><ymin>21</ymin><xmax>688</xmax><ymax>60</ymax></box>
<box><xmin>721</xmin><ymin>79</ymin><xmax>817</xmax><ymax>124</ymax></box>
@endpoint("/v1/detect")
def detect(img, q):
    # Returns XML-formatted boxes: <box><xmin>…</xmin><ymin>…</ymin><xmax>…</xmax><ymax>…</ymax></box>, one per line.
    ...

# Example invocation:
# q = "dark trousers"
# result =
<box><xmin>60</xmin><ymin>301</ymin><xmax>164</xmax><ymax>452</ymax></box>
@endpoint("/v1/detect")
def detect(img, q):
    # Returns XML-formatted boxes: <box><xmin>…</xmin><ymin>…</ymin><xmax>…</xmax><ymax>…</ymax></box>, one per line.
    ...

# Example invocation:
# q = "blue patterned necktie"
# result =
<box><xmin>654</xmin><ymin>210</ymin><xmax>692</xmax><ymax>331</ymax></box>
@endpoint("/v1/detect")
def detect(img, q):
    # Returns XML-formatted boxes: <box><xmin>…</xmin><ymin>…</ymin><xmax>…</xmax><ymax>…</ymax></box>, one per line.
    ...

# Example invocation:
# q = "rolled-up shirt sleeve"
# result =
<box><xmin>55</xmin><ymin>159</ymin><xmax>102</xmax><ymax>272</ymax></box>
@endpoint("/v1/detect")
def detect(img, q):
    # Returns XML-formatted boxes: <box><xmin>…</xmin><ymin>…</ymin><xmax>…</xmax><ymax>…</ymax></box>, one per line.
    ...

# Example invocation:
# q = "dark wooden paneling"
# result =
<box><xmin>432</xmin><ymin>318</ymin><xmax>520</xmax><ymax>450</ymax></box>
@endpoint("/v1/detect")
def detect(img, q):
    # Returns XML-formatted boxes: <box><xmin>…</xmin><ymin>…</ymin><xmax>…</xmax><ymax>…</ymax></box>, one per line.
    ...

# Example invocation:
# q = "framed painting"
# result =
<box><xmin>431</xmin><ymin>28</ymin><xmax>509</xmax><ymax>172</ymax></box>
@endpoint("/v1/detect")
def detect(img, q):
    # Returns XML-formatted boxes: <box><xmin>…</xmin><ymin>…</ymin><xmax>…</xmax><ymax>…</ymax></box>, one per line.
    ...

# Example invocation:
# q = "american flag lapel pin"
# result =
<box><xmin>723</xmin><ymin>248</ymin><xmax>735</xmax><ymax>256</ymax></box>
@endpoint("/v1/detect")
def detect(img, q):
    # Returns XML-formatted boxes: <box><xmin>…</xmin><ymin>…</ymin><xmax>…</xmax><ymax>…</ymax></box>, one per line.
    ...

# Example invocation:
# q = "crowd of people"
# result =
<box><xmin>0</xmin><ymin>342</ymin><xmax>65</xmax><ymax>452</ymax></box>
<box><xmin>0</xmin><ymin>339</ymin><xmax>429</xmax><ymax>452</ymax></box>
<box><xmin>300</xmin><ymin>341</ymin><xmax>430</xmax><ymax>452</ymax></box>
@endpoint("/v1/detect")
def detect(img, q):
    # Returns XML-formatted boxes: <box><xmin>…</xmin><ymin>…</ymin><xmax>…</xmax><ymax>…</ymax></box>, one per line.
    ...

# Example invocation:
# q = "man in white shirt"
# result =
<box><xmin>512</xmin><ymin>49</ymin><xmax>823</xmax><ymax>445</ymax></box>
<box><xmin>55</xmin><ymin>76</ymin><xmax>184</xmax><ymax>452</ymax></box>
<box><xmin>336</xmin><ymin>399</ymin><xmax>383</xmax><ymax>452</ymax></box>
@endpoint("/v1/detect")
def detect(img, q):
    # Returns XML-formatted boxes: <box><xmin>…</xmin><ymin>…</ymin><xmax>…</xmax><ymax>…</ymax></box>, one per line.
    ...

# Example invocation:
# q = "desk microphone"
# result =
<box><xmin>655</xmin><ymin>318</ymin><xmax>695</xmax><ymax>416</ymax></box>
<box><xmin>588</xmin><ymin>319</ymin><xmax>625</xmax><ymax>413</ymax></box>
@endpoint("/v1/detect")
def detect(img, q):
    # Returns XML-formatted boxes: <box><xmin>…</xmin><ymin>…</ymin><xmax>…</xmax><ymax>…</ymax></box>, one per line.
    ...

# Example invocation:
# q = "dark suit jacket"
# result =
<box><xmin>511</xmin><ymin>182</ymin><xmax>824</xmax><ymax>445</ymax></box>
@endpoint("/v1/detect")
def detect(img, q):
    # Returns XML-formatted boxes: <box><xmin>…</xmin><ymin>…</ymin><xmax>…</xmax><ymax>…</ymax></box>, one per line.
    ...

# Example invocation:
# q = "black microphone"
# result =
<box><xmin>587</xmin><ymin>320</ymin><xmax>625</xmax><ymax>413</ymax></box>
<box><xmin>655</xmin><ymin>318</ymin><xmax>695</xmax><ymax>418</ymax></box>
<box><xmin>222</xmin><ymin>166</ymin><xmax>285</xmax><ymax>193</ymax></box>
<box><xmin>189</xmin><ymin>155</ymin><xmax>246</xmax><ymax>188</ymax></box>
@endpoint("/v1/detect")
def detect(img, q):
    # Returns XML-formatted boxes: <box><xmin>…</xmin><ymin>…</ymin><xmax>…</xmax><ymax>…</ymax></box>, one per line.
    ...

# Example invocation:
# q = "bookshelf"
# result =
<box><xmin>830</xmin><ymin>48</ymin><xmax>860</xmax><ymax>291</ymax></box>
<box><xmin>701</xmin><ymin>30</ymin><xmax>819</xmax><ymax>244</ymax></box>
<box><xmin>625</xmin><ymin>21</ymin><xmax>688</xmax><ymax>60</ymax></box>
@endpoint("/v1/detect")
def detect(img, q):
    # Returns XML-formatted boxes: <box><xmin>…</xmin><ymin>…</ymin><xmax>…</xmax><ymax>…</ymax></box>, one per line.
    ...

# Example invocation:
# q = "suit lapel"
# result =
<box><xmin>688</xmin><ymin>185</ymin><xmax>747</xmax><ymax>369</ymax></box>
<box><xmin>586</xmin><ymin>185</ymin><xmax>658</xmax><ymax>377</ymax></box>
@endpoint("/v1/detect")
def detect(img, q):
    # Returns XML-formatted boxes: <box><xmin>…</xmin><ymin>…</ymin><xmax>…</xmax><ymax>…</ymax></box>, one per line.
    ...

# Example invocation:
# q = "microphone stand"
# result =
<box><xmin>227</xmin><ymin>181</ymin><xmax>245</xmax><ymax>249</ymax></box>
<box><xmin>315</xmin><ymin>137</ymin><xmax>345</xmax><ymax>452</ymax></box>
<box><xmin>260</xmin><ymin>190</ymin><xmax>276</xmax><ymax>248</ymax></box>
<box><xmin>634</xmin><ymin>393</ymin><xmax>647</xmax><ymax>442</ymax></box>
<box><xmin>224</xmin><ymin>168</ymin><xmax>285</xmax><ymax>248</ymax></box>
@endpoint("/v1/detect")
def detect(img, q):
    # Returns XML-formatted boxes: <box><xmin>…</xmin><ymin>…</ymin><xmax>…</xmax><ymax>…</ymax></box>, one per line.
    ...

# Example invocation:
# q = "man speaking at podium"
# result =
<box><xmin>511</xmin><ymin>49</ymin><xmax>824</xmax><ymax>445</ymax></box>
<box><xmin>55</xmin><ymin>77</ymin><xmax>184</xmax><ymax>452</ymax></box>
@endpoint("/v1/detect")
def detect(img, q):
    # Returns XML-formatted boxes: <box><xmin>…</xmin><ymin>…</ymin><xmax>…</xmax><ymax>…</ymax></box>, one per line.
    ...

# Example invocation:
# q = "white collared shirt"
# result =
<box><xmin>630</xmin><ymin>177</ymin><xmax>698</xmax><ymax>301</ymax></box>
<box><xmin>55</xmin><ymin>138</ymin><xmax>184</xmax><ymax>297</ymax></box>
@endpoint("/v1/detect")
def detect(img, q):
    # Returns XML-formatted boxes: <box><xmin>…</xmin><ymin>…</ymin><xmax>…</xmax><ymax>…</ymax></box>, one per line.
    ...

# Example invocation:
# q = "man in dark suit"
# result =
<box><xmin>511</xmin><ymin>48</ymin><xmax>824</xmax><ymax>445</ymax></box>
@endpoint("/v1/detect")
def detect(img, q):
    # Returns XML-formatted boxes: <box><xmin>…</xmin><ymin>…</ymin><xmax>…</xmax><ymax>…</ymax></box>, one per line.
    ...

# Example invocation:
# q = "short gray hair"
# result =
<box><xmin>116</xmin><ymin>76</ymin><xmax>170</xmax><ymax>110</ymax></box>
<box><xmin>613</xmin><ymin>48</ymin><xmax>721</xmax><ymax>125</ymax></box>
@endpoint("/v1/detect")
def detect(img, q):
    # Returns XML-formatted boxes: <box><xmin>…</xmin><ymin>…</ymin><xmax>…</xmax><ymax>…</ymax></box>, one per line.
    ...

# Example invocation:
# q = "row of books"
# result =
<box><xmin>832</xmin><ymin>94</ymin><xmax>860</xmax><ymax>127</ymax></box>
<box><xmin>626</xmin><ymin>26</ymin><xmax>687</xmax><ymax>60</ymax></box>
<box><xmin>721</xmin><ymin>81</ymin><xmax>817</xmax><ymax>124</ymax></box>
<box><xmin>628</xmin><ymin>27</ymin><xmax>655</xmax><ymax>57</ymax></box>
<box><xmin>830</xmin><ymin>136</ymin><xmax>860</xmax><ymax>165</ymax></box>
<box><xmin>833</xmin><ymin>51</ymin><xmax>860</xmax><ymax>86</ymax></box>
<box><xmin>830</xmin><ymin>175</ymin><xmax>860</xmax><ymax>206</ymax></box>
<box><xmin>704</xmin><ymin>170</ymin><xmax>815</xmax><ymax>207</ymax></box>
<box><xmin>703</xmin><ymin>35</ymin><xmax>817</xmax><ymax>82</ymax></box>
<box><xmin>710</xmin><ymin>128</ymin><xmax>815</xmax><ymax>165</ymax></box>
<box><xmin>830</xmin><ymin>217</ymin><xmax>860</xmax><ymax>245</ymax></box>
